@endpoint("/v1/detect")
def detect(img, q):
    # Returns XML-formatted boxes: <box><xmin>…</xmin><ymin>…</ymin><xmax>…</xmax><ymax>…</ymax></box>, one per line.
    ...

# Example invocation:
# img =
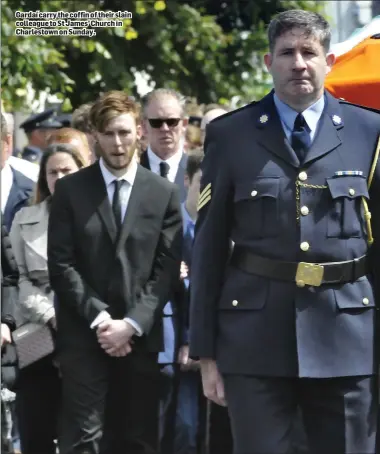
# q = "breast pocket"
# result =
<box><xmin>326</xmin><ymin>176</ymin><xmax>369</xmax><ymax>238</ymax></box>
<box><xmin>234</xmin><ymin>177</ymin><xmax>280</xmax><ymax>238</ymax></box>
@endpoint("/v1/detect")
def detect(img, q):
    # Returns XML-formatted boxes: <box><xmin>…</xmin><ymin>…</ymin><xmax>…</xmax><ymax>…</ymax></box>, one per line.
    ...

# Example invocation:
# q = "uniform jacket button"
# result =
<box><xmin>300</xmin><ymin>206</ymin><xmax>309</xmax><ymax>216</ymax></box>
<box><xmin>232</xmin><ymin>300</ymin><xmax>238</xmax><ymax>307</ymax></box>
<box><xmin>298</xmin><ymin>171</ymin><xmax>308</xmax><ymax>181</ymax></box>
<box><xmin>300</xmin><ymin>242</ymin><xmax>310</xmax><ymax>252</ymax></box>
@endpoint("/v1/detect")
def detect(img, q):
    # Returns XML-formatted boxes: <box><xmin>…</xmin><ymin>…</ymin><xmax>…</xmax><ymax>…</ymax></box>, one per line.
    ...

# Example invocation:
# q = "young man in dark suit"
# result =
<box><xmin>48</xmin><ymin>91</ymin><xmax>183</xmax><ymax>454</ymax></box>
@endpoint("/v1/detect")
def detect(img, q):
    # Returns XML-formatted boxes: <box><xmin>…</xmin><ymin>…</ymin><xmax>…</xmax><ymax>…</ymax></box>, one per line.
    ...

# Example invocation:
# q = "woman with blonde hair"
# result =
<box><xmin>10</xmin><ymin>143</ymin><xmax>87</xmax><ymax>454</ymax></box>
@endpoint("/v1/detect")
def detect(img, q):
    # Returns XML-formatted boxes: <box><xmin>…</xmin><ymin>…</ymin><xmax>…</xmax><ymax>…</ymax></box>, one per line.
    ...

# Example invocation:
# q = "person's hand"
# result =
<box><xmin>96</xmin><ymin>319</ymin><xmax>135</xmax><ymax>356</ymax></box>
<box><xmin>178</xmin><ymin>345</ymin><xmax>199</xmax><ymax>371</ymax></box>
<box><xmin>1</xmin><ymin>324</ymin><xmax>12</xmax><ymax>347</ymax></box>
<box><xmin>200</xmin><ymin>358</ymin><xmax>227</xmax><ymax>407</ymax></box>
<box><xmin>180</xmin><ymin>261</ymin><xmax>189</xmax><ymax>280</ymax></box>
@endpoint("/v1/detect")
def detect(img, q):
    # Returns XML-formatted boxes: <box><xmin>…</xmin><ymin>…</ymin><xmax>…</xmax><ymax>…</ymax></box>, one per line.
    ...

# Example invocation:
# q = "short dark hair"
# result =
<box><xmin>1</xmin><ymin>113</ymin><xmax>8</xmax><ymax>140</ymax></box>
<box><xmin>35</xmin><ymin>143</ymin><xmax>87</xmax><ymax>204</ymax></box>
<box><xmin>268</xmin><ymin>10</ymin><xmax>331</xmax><ymax>54</ymax></box>
<box><xmin>186</xmin><ymin>148</ymin><xmax>204</xmax><ymax>182</ymax></box>
<box><xmin>72</xmin><ymin>103</ymin><xmax>93</xmax><ymax>133</ymax></box>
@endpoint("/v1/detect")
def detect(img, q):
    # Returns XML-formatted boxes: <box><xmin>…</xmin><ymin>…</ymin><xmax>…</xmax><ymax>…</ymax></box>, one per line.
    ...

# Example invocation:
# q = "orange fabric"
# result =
<box><xmin>325</xmin><ymin>36</ymin><xmax>380</xmax><ymax>109</ymax></box>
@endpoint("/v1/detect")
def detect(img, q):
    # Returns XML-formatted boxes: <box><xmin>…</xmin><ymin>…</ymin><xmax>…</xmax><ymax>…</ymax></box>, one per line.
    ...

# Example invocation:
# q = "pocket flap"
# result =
<box><xmin>234</xmin><ymin>177</ymin><xmax>280</xmax><ymax>202</ymax></box>
<box><xmin>334</xmin><ymin>276</ymin><xmax>375</xmax><ymax>310</ymax></box>
<box><xmin>326</xmin><ymin>175</ymin><xmax>369</xmax><ymax>200</ymax></box>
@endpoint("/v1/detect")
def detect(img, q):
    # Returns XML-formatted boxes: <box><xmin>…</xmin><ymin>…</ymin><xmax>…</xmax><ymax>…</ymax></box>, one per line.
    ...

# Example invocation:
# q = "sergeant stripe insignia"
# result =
<box><xmin>334</xmin><ymin>170</ymin><xmax>363</xmax><ymax>176</ymax></box>
<box><xmin>197</xmin><ymin>183</ymin><xmax>212</xmax><ymax>211</ymax></box>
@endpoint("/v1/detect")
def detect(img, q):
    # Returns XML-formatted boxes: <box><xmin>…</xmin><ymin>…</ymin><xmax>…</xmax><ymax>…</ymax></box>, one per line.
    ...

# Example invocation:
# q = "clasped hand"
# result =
<box><xmin>96</xmin><ymin>319</ymin><xmax>136</xmax><ymax>357</ymax></box>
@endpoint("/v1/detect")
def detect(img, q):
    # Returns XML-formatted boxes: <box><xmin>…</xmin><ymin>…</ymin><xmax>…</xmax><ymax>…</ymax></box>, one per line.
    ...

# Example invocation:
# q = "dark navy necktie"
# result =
<box><xmin>112</xmin><ymin>180</ymin><xmax>125</xmax><ymax>232</ymax></box>
<box><xmin>159</xmin><ymin>161</ymin><xmax>170</xmax><ymax>179</ymax></box>
<box><xmin>291</xmin><ymin>113</ymin><xmax>311</xmax><ymax>162</ymax></box>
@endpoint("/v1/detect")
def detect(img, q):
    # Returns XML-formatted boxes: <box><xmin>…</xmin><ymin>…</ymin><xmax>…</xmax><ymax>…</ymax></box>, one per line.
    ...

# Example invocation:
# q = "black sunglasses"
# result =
<box><xmin>148</xmin><ymin>118</ymin><xmax>181</xmax><ymax>128</ymax></box>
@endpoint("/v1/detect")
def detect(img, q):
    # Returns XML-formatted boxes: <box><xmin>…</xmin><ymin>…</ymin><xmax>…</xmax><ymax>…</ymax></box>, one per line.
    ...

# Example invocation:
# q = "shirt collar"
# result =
<box><xmin>147</xmin><ymin>146</ymin><xmax>183</xmax><ymax>171</ymax></box>
<box><xmin>273</xmin><ymin>93</ymin><xmax>325</xmax><ymax>133</ymax></box>
<box><xmin>99</xmin><ymin>157</ymin><xmax>138</xmax><ymax>187</ymax></box>
<box><xmin>1</xmin><ymin>161</ymin><xmax>13</xmax><ymax>180</ymax></box>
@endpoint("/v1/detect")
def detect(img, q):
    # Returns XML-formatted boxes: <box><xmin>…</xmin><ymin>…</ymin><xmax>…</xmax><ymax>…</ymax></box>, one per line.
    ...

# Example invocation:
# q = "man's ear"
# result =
<box><xmin>326</xmin><ymin>52</ymin><xmax>336</xmax><ymax>74</ymax></box>
<box><xmin>136</xmin><ymin>124</ymin><xmax>143</xmax><ymax>140</ymax></box>
<box><xmin>264</xmin><ymin>53</ymin><xmax>272</xmax><ymax>73</ymax></box>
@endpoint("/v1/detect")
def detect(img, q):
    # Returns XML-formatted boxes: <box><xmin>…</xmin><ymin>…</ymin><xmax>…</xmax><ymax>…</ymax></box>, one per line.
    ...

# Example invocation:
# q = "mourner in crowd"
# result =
<box><xmin>10</xmin><ymin>143</ymin><xmax>87</xmax><ymax>454</ymax></box>
<box><xmin>1</xmin><ymin>113</ymin><xmax>34</xmax><ymax>232</ymax></box>
<box><xmin>19</xmin><ymin>109</ymin><xmax>62</xmax><ymax>163</ymax></box>
<box><xmin>47</xmin><ymin>90</ymin><xmax>183</xmax><ymax>454</ymax></box>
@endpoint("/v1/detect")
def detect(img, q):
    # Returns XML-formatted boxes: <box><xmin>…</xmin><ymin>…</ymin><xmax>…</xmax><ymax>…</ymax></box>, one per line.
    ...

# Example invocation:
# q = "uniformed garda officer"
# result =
<box><xmin>189</xmin><ymin>9</ymin><xmax>380</xmax><ymax>454</ymax></box>
<box><xmin>19</xmin><ymin>109</ymin><xmax>62</xmax><ymax>163</ymax></box>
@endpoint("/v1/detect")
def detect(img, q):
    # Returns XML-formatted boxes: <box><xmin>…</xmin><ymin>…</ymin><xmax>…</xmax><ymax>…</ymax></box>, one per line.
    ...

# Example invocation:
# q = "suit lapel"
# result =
<box><xmin>255</xmin><ymin>92</ymin><xmax>300</xmax><ymax>168</ymax></box>
<box><xmin>174</xmin><ymin>153</ymin><xmax>187</xmax><ymax>187</ymax></box>
<box><xmin>4</xmin><ymin>170</ymin><xmax>32</xmax><ymax>229</ymax></box>
<box><xmin>116</xmin><ymin>166</ymin><xmax>149</xmax><ymax>254</ymax></box>
<box><xmin>303</xmin><ymin>92</ymin><xmax>343</xmax><ymax>165</ymax></box>
<box><xmin>91</xmin><ymin>163</ymin><xmax>118</xmax><ymax>243</ymax></box>
<box><xmin>139</xmin><ymin>150</ymin><xmax>150</xmax><ymax>170</ymax></box>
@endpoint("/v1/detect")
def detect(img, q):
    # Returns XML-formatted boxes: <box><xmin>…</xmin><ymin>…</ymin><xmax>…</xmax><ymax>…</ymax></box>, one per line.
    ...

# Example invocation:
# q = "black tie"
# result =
<box><xmin>112</xmin><ymin>180</ymin><xmax>125</xmax><ymax>232</ymax></box>
<box><xmin>159</xmin><ymin>161</ymin><xmax>170</xmax><ymax>179</ymax></box>
<box><xmin>291</xmin><ymin>113</ymin><xmax>311</xmax><ymax>162</ymax></box>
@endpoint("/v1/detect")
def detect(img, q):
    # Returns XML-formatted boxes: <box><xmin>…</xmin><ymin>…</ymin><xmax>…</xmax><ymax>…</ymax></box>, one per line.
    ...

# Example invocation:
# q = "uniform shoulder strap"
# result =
<box><xmin>362</xmin><ymin>135</ymin><xmax>380</xmax><ymax>245</ymax></box>
<box><xmin>368</xmin><ymin>134</ymin><xmax>380</xmax><ymax>189</ymax></box>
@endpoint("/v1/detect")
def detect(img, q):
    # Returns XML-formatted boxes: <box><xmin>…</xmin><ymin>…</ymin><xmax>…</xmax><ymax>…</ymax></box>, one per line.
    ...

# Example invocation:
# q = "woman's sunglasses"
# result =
<box><xmin>148</xmin><ymin>118</ymin><xmax>181</xmax><ymax>129</ymax></box>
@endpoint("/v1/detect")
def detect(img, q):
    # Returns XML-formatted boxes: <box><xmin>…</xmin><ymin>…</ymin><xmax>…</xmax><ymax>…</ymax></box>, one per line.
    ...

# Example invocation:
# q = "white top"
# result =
<box><xmin>8</xmin><ymin>156</ymin><xmax>39</xmax><ymax>182</ymax></box>
<box><xmin>1</xmin><ymin>163</ymin><xmax>13</xmax><ymax>213</ymax></box>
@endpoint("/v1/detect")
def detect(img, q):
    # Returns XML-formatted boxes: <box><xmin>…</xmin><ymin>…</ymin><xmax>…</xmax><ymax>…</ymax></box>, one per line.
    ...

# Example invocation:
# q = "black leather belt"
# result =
<box><xmin>230</xmin><ymin>246</ymin><xmax>369</xmax><ymax>287</ymax></box>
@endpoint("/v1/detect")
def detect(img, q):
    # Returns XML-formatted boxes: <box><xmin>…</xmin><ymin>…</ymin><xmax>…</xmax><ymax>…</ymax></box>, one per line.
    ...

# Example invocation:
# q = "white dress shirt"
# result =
<box><xmin>90</xmin><ymin>157</ymin><xmax>143</xmax><ymax>335</ymax></box>
<box><xmin>1</xmin><ymin>163</ymin><xmax>13</xmax><ymax>213</ymax></box>
<box><xmin>147</xmin><ymin>146</ymin><xmax>183</xmax><ymax>183</ymax></box>
<box><xmin>8</xmin><ymin>156</ymin><xmax>39</xmax><ymax>182</ymax></box>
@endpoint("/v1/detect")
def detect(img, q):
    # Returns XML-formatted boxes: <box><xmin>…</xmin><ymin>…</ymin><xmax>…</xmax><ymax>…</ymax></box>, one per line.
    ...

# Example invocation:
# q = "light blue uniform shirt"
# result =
<box><xmin>273</xmin><ymin>92</ymin><xmax>325</xmax><ymax>144</ymax></box>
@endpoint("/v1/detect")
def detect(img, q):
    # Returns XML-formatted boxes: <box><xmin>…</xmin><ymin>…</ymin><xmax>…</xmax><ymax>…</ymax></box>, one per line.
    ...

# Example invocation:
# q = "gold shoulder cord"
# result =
<box><xmin>363</xmin><ymin>134</ymin><xmax>380</xmax><ymax>245</ymax></box>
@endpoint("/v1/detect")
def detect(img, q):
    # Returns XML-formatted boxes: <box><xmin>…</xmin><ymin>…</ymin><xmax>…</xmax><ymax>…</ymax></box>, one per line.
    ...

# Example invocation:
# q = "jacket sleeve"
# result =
<box><xmin>9</xmin><ymin>217</ymin><xmax>54</xmax><ymax>325</ymax></box>
<box><xmin>1</xmin><ymin>224</ymin><xmax>18</xmax><ymax>330</ymax></box>
<box><xmin>47</xmin><ymin>179</ymin><xmax>109</xmax><ymax>324</ymax></box>
<box><xmin>125</xmin><ymin>186</ymin><xmax>183</xmax><ymax>335</ymax></box>
<box><xmin>189</xmin><ymin>122</ymin><xmax>233</xmax><ymax>359</ymax></box>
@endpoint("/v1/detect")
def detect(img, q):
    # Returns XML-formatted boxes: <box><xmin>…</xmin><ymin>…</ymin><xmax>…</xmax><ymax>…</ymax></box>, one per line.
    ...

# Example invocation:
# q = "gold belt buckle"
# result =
<box><xmin>295</xmin><ymin>262</ymin><xmax>324</xmax><ymax>287</ymax></box>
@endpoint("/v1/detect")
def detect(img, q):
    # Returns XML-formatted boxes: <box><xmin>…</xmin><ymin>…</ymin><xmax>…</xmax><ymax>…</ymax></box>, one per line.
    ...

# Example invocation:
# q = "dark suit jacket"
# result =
<box><xmin>3</xmin><ymin>167</ymin><xmax>34</xmax><ymax>231</ymax></box>
<box><xmin>139</xmin><ymin>150</ymin><xmax>188</xmax><ymax>202</ymax></box>
<box><xmin>140</xmin><ymin>150</ymin><xmax>188</xmax><ymax>353</ymax></box>
<box><xmin>189</xmin><ymin>90</ymin><xmax>380</xmax><ymax>378</ymax></box>
<box><xmin>47</xmin><ymin>162</ymin><xmax>183</xmax><ymax>353</ymax></box>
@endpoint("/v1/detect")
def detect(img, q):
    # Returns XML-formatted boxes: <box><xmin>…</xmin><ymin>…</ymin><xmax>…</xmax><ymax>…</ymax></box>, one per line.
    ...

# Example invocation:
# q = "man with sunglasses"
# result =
<box><xmin>139</xmin><ymin>89</ymin><xmax>188</xmax><ymax>202</ymax></box>
<box><xmin>139</xmin><ymin>89</ymin><xmax>189</xmax><ymax>454</ymax></box>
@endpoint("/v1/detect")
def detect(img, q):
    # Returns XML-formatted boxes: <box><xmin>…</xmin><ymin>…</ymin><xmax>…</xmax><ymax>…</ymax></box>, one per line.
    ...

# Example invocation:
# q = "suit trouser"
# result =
<box><xmin>223</xmin><ymin>375</ymin><xmax>377</xmax><ymax>454</ymax></box>
<box><xmin>58</xmin><ymin>346</ymin><xmax>160</xmax><ymax>454</ymax></box>
<box><xmin>15</xmin><ymin>355</ymin><xmax>61</xmax><ymax>454</ymax></box>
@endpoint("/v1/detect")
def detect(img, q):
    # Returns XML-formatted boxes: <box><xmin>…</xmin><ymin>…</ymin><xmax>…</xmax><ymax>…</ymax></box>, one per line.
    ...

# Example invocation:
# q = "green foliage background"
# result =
<box><xmin>2</xmin><ymin>0</ymin><xmax>321</xmax><ymax>111</ymax></box>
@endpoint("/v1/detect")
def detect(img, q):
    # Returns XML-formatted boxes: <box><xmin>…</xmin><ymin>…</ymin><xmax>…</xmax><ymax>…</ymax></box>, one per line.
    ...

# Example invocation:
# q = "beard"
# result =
<box><xmin>99</xmin><ymin>143</ymin><xmax>137</xmax><ymax>171</ymax></box>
